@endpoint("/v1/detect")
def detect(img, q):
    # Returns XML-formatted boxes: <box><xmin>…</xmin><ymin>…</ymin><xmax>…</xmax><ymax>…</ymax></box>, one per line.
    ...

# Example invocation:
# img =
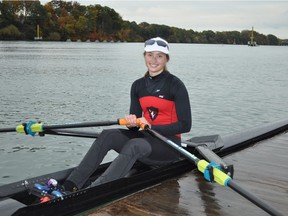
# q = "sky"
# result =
<box><xmin>40</xmin><ymin>1</ymin><xmax>288</xmax><ymax>39</ymax></box>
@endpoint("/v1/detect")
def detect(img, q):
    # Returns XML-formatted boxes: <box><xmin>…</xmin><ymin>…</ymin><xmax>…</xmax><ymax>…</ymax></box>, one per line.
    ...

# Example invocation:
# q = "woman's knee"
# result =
<box><xmin>122</xmin><ymin>138</ymin><xmax>152</xmax><ymax>158</ymax></box>
<box><xmin>91</xmin><ymin>129</ymin><xmax>129</xmax><ymax>151</ymax></box>
<box><xmin>99</xmin><ymin>129</ymin><xmax>121</xmax><ymax>138</ymax></box>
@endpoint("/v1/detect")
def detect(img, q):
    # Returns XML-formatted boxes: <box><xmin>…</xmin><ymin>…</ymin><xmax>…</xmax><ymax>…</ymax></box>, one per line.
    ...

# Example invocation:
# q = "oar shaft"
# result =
<box><xmin>228</xmin><ymin>181</ymin><xmax>284</xmax><ymax>216</ymax></box>
<box><xmin>43</xmin><ymin>121</ymin><xmax>119</xmax><ymax>130</ymax></box>
<box><xmin>144</xmin><ymin>126</ymin><xmax>284</xmax><ymax>216</ymax></box>
<box><xmin>145</xmin><ymin>127</ymin><xmax>199</xmax><ymax>163</ymax></box>
<box><xmin>44</xmin><ymin>129</ymin><xmax>100</xmax><ymax>138</ymax></box>
<box><xmin>42</xmin><ymin>119</ymin><xmax>130</xmax><ymax>130</ymax></box>
<box><xmin>0</xmin><ymin>119</ymin><xmax>130</xmax><ymax>134</ymax></box>
<box><xmin>0</xmin><ymin>127</ymin><xmax>17</xmax><ymax>133</ymax></box>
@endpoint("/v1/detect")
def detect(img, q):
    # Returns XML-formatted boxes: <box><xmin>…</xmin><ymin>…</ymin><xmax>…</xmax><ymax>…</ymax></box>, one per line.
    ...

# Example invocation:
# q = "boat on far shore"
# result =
<box><xmin>34</xmin><ymin>25</ymin><xmax>42</xmax><ymax>41</ymax></box>
<box><xmin>248</xmin><ymin>26</ymin><xmax>257</xmax><ymax>46</ymax></box>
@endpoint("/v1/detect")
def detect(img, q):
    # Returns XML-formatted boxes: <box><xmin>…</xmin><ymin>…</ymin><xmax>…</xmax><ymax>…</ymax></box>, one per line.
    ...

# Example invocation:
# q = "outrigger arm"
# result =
<box><xmin>182</xmin><ymin>135</ymin><xmax>234</xmax><ymax>178</ymax></box>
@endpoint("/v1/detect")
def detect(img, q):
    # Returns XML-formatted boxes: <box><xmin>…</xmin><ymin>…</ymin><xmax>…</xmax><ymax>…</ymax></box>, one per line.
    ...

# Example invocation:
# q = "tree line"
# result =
<box><xmin>0</xmin><ymin>0</ymin><xmax>285</xmax><ymax>45</ymax></box>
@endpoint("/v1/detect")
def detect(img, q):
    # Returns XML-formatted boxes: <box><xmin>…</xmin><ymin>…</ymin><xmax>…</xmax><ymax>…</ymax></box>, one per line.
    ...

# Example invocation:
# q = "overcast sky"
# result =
<box><xmin>40</xmin><ymin>1</ymin><xmax>288</xmax><ymax>39</ymax></box>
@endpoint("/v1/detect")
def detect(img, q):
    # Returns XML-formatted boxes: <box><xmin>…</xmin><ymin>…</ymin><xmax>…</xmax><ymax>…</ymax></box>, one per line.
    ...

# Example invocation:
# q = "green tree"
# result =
<box><xmin>0</xmin><ymin>1</ymin><xmax>21</xmax><ymax>27</ymax></box>
<box><xmin>46</xmin><ymin>31</ymin><xmax>61</xmax><ymax>41</ymax></box>
<box><xmin>0</xmin><ymin>24</ymin><xmax>21</xmax><ymax>39</ymax></box>
<box><xmin>75</xmin><ymin>15</ymin><xmax>88</xmax><ymax>40</ymax></box>
<box><xmin>203</xmin><ymin>30</ymin><xmax>216</xmax><ymax>44</ymax></box>
<box><xmin>96</xmin><ymin>6</ymin><xmax>122</xmax><ymax>36</ymax></box>
<box><xmin>240</xmin><ymin>30</ymin><xmax>250</xmax><ymax>45</ymax></box>
<box><xmin>58</xmin><ymin>15</ymin><xmax>76</xmax><ymax>40</ymax></box>
<box><xmin>267</xmin><ymin>34</ymin><xmax>279</xmax><ymax>45</ymax></box>
<box><xmin>0</xmin><ymin>0</ymin><xmax>283</xmax><ymax>44</ymax></box>
<box><xmin>21</xmin><ymin>1</ymin><xmax>47</xmax><ymax>40</ymax></box>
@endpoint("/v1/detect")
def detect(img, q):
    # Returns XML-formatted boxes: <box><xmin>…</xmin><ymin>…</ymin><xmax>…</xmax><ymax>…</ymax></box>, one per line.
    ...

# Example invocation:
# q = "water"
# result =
<box><xmin>0</xmin><ymin>41</ymin><xmax>287</xmax><ymax>185</ymax></box>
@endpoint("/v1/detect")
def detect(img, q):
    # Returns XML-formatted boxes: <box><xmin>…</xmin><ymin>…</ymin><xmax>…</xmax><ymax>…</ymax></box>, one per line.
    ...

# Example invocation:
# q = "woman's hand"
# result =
<box><xmin>138</xmin><ymin>117</ymin><xmax>151</xmax><ymax>129</ymax></box>
<box><xmin>124</xmin><ymin>114</ymin><xmax>138</xmax><ymax>127</ymax></box>
<box><xmin>124</xmin><ymin>115</ymin><xmax>151</xmax><ymax>128</ymax></box>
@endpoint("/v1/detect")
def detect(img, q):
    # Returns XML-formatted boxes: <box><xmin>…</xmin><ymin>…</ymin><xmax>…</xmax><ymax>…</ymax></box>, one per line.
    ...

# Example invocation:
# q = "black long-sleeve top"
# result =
<box><xmin>129</xmin><ymin>71</ymin><xmax>192</xmax><ymax>137</ymax></box>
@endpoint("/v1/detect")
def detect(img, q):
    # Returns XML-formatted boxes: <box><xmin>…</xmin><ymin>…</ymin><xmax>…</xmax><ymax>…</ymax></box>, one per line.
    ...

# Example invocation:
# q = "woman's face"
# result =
<box><xmin>144</xmin><ymin>51</ymin><xmax>168</xmax><ymax>76</ymax></box>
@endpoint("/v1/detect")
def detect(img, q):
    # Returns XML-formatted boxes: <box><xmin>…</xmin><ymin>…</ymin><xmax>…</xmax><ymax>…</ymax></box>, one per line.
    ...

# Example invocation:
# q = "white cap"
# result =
<box><xmin>144</xmin><ymin>37</ymin><xmax>169</xmax><ymax>54</ymax></box>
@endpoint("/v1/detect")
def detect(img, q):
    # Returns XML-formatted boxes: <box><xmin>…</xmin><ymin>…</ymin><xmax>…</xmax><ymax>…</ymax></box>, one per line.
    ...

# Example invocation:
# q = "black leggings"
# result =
<box><xmin>66</xmin><ymin>128</ymin><xmax>180</xmax><ymax>188</ymax></box>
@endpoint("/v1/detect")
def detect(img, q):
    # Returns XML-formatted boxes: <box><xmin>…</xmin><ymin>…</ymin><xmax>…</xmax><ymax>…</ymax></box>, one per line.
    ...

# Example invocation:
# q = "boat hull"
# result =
<box><xmin>1</xmin><ymin>119</ymin><xmax>288</xmax><ymax>216</ymax></box>
<box><xmin>6</xmin><ymin>160</ymin><xmax>193</xmax><ymax>216</ymax></box>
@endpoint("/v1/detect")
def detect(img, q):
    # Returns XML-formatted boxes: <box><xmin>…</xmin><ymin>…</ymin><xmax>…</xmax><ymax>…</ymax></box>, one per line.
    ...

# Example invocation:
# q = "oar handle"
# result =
<box><xmin>118</xmin><ymin>118</ymin><xmax>145</xmax><ymax>128</ymax></box>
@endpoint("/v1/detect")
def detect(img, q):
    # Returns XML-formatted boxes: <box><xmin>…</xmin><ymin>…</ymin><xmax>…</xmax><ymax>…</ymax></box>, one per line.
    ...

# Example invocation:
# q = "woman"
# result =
<box><xmin>60</xmin><ymin>37</ymin><xmax>192</xmax><ymax>192</ymax></box>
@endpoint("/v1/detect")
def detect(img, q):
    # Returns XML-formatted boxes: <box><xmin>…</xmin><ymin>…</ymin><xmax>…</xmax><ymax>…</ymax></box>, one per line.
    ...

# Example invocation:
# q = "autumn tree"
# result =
<box><xmin>0</xmin><ymin>0</ymin><xmax>282</xmax><ymax>44</ymax></box>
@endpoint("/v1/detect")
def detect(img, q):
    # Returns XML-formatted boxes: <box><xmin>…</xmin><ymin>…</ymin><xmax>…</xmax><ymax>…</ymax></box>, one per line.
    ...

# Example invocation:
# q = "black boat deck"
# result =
<box><xmin>83</xmin><ymin>132</ymin><xmax>288</xmax><ymax>216</ymax></box>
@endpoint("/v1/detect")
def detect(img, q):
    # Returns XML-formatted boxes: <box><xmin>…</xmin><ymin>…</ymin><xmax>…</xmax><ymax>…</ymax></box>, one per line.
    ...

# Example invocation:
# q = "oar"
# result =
<box><xmin>0</xmin><ymin>119</ymin><xmax>128</xmax><ymax>135</ymax></box>
<box><xmin>44</xmin><ymin>129</ymin><xmax>100</xmax><ymax>138</ymax></box>
<box><xmin>140</xmin><ymin>125</ymin><xmax>284</xmax><ymax>216</ymax></box>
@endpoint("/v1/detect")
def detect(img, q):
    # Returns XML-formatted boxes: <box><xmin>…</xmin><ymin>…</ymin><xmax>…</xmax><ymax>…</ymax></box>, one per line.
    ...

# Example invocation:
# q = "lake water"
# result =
<box><xmin>0</xmin><ymin>41</ymin><xmax>287</xmax><ymax>185</ymax></box>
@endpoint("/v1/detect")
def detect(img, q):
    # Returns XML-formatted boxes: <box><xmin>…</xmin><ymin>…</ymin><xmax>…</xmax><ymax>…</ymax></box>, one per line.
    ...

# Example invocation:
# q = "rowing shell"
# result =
<box><xmin>0</xmin><ymin>119</ymin><xmax>287</xmax><ymax>216</ymax></box>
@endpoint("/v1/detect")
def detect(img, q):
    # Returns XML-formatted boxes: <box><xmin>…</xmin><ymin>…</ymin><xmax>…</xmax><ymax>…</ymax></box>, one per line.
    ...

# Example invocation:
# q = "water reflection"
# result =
<box><xmin>88</xmin><ymin>171</ymin><xmax>223</xmax><ymax>216</ymax></box>
<box><xmin>194</xmin><ymin>171</ymin><xmax>222</xmax><ymax>216</ymax></box>
<box><xmin>8</xmin><ymin>146</ymin><xmax>46</xmax><ymax>153</ymax></box>
<box><xmin>88</xmin><ymin>178</ymin><xmax>189</xmax><ymax>216</ymax></box>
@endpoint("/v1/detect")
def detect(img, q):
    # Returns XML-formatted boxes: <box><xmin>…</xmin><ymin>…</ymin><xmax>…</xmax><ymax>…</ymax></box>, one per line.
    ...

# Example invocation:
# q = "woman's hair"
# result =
<box><xmin>143</xmin><ymin>52</ymin><xmax>170</xmax><ymax>76</ymax></box>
